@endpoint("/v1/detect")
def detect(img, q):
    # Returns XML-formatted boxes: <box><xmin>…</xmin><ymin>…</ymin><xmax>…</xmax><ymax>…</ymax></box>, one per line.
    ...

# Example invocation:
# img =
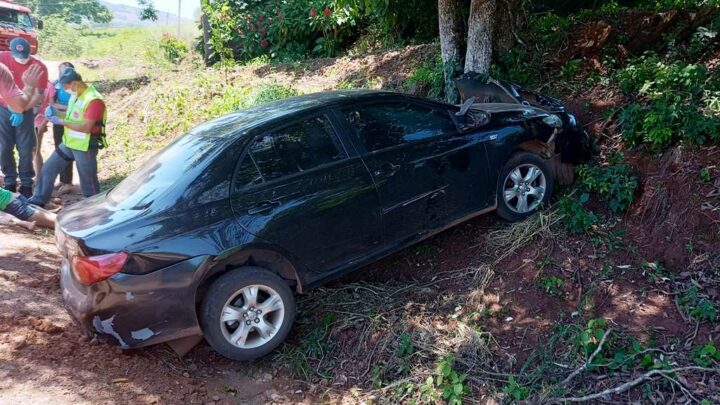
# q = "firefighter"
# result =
<box><xmin>29</xmin><ymin>68</ymin><xmax>107</xmax><ymax>207</ymax></box>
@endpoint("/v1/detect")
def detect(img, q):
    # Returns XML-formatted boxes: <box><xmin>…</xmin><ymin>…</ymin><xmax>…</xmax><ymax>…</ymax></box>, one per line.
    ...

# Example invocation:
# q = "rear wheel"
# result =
<box><xmin>200</xmin><ymin>267</ymin><xmax>295</xmax><ymax>361</ymax></box>
<box><xmin>496</xmin><ymin>152</ymin><xmax>554</xmax><ymax>222</ymax></box>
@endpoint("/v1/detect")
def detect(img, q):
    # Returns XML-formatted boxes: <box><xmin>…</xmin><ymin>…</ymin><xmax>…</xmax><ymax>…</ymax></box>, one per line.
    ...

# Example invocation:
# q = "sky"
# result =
<box><xmin>104</xmin><ymin>0</ymin><xmax>201</xmax><ymax>20</ymax></box>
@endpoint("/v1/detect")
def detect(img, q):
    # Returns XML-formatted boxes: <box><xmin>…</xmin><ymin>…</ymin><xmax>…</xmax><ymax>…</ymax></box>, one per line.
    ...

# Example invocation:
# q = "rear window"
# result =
<box><xmin>106</xmin><ymin>115</ymin><xmax>244</xmax><ymax>209</ymax></box>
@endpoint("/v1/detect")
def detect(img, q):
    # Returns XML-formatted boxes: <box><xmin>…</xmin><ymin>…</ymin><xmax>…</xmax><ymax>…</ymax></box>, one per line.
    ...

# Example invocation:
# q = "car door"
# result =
<box><xmin>336</xmin><ymin>100</ymin><xmax>493</xmax><ymax>245</ymax></box>
<box><xmin>229</xmin><ymin>112</ymin><xmax>383</xmax><ymax>278</ymax></box>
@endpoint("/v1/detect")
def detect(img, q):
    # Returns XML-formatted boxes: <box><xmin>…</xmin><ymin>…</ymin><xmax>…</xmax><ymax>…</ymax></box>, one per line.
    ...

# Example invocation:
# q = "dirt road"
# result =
<box><xmin>0</xmin><ymin>220</ymin><xmax>309</xmax><ymax>404</ymax></box>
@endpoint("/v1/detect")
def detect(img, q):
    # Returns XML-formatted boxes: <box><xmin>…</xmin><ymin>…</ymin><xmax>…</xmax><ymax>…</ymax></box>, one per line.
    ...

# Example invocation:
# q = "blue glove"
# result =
<box><xmin>48</xmin><ymin>116</ymin><xmax>63</xmax><ymax>125</ymax></box>
<box><xmin>44</xmin><ymin>105</ymin><xmax>56</xmax><ymax>119</ymax></box>
<box><xmin>9</xmin><ymin>111</ymin><xmax>23</xmax><ymax>127</ymax></box>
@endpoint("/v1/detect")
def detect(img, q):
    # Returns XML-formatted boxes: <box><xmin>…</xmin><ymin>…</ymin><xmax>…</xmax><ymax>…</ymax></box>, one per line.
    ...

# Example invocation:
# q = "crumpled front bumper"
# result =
<box><xmin>60</xmin><ymin>255</ymin><xmax>211</xmax><ymax>349</ymax></box>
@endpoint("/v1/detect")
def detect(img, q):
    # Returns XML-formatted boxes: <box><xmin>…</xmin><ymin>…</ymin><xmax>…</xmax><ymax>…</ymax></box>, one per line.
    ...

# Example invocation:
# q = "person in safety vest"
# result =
<box><xmin>28</xmin><ymin>68</ymin><xmax>106</xmax><ymax>207</ymax></box>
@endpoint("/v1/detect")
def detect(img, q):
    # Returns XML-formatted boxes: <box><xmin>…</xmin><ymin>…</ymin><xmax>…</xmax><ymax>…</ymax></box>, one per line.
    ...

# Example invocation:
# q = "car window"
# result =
<box><xmin>247</xmin><ymin>116</ymin><xmax>346</xmax><ymax>182</ymax></box>
<box><xmin>342</xmin><ymin>103</ymin><xmax>456</xmax><ymax>152</ymax></box>
<box><xmin>234</xmin><ymin>153</ymin><xmax>263</xmax><ymax>189</ymax></box>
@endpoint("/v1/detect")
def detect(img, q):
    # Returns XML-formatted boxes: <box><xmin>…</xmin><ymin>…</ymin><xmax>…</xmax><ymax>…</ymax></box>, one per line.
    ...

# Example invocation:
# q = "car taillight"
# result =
<box><xmin>71</xmin><ymin>252</ymin><xmax>129</xmax><ymax>286</ymax></box>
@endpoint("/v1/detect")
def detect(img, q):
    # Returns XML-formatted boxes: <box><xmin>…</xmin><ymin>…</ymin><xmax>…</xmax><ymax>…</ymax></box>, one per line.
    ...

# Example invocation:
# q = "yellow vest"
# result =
<box><xmin>63</xmin><ymin>85</ymin><xmax>107</xmax><ymax>152</ymax></box>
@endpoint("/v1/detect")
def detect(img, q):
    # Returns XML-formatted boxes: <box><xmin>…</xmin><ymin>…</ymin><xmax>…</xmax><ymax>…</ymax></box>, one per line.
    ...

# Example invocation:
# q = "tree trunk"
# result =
<box><xmin>438</xmin><ymin>0</ymin><xmax>464</xmax><ymax>103</ymax></box>
<box><xmin>202</xmin><ymin>13</ymin><xmax>211</xmax><ymax>66</ymax></box>
<box><xmin>492</xmin><ymin>0</ymin><xmax>521</xmax><ymax>59</ymax></box>
<box><xmin>464</xmin><ymin>0</ymin><xmax>496</xmax><ymax>75</ymax></box>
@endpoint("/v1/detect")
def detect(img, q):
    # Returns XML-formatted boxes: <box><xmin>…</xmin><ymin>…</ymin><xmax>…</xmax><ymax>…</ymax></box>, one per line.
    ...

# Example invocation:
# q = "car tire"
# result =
<box><xmin>200</xmin><ymin>267</ymin><xmax>296</xmax><ymax>361</ymax></box>
<box><xmin>496</xmin><ymin>151</ymin><xmax>555</xmax><ymax>222</ymax></box>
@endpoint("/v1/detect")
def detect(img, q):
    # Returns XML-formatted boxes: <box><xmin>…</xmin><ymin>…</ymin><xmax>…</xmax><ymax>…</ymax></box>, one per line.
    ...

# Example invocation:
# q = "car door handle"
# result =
<box><xmin>374</xmin><ymin>163</ymin><xmax>400</xmax><ymax>178</ymax></box>
<box><xmin>247</xmin><ymin>200</ymin><xmax>282</xmax><ymax>215</ymax></box>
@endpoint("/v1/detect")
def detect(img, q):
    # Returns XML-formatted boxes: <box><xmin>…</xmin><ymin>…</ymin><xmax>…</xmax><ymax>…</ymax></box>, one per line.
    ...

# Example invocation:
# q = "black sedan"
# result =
<box><xmin>56</xmin><ymin>90</ymin><xmax>590</xmax><ymax>361</ymax></box>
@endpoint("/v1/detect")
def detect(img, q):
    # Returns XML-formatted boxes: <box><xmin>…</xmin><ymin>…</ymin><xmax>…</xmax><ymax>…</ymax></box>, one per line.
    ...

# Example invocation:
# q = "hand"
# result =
<box><xmin>44</xmin><ymin>105</ymin><xmax>55</xmax><ymax>119</ymax></box>
<box><xmin>9</xmin><ymin>112</ymin><xmax>23</xmax><ymax>127</ymax></box>
<box><xmin>48</xmin><ymin>116</ymin><xmax>63</xmax><ymax>125</ymax></box>
<box><xmin>21</xmin><ymin>64</ymin><xmax>42</xmax><ymax>89</ymax></box>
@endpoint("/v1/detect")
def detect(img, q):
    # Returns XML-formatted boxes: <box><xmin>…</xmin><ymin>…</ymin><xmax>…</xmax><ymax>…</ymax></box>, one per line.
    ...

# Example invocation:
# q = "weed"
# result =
<box><xmin>590</xmin><ymin>228</ymin><xmax>626</xmax><ymax>252</ymax></box>
<box><xmin>576</xmin><ymin>164</ymin><xmax>638</xmax><ymax>213</ymax></box>
<box><xmin>559</xmin><ymin>193</ymin><xmax>601</xmax><ymax>234</ymax></box>
<box><xmin>406</xmin><ymin>55</ymin><xmax>445</xmax><ymax>100</ymax></box>
<box><xmin>502</xmin><ymin>376</ymin><xmax>529</xmax><ymax>401</ymax></box>
<box><xmin>395</xmin><ymin>333</ymin><xmax>414</xmax><ymax>375</ymax></box>
<box><xmin>678</xmin><ymin>286</ymin><xmax>719</xmax><ymax>322</ymax></box>
<box><xmin>274</xmin><ymin>313</ymin><xmax>335</xmax><ymax>381</ymax></box>
<box><xmin>419</xmin><ymin>355</ymin><xmax>469</xmax><ymax>405</ymax></box>
<box><xmin>700</xmin><ymin>167</ymin><xmax>712</xmax><ymax>182</ymax></box>
<box><xmin>692</xmin><ymin>340</ymin><xmax>720</xmax><ymax>367</ymax></box>
<box><xmin>617</xmin><ymin>55</ymin><xmax>720</xmax><ymax>151</ymax></box>
<box><xmin>562</xmin><ymin>59</ymin><xmax>582</xmax><ymax>80</ymax></box>
<box><xmin>538</xmin><ymin>276</ymin><xmax>565</xmax><ymax>297</ymax></box>
<box><xmin>159</xmin><ymin>33</ymin><xmax>189</xmax><ymax>63</ymax></box>
<box><xmin>641</xmin><ymin>261</ymin><xmax>669</xmax><ymax>283</ymax></box>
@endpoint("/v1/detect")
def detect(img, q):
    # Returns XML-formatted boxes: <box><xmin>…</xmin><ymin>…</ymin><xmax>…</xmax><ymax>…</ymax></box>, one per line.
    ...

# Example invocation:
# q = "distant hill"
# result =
<box><xmin>100</xmin><ymin>1</ymin><xmax>194</xmax><ymax>28</ymax></box>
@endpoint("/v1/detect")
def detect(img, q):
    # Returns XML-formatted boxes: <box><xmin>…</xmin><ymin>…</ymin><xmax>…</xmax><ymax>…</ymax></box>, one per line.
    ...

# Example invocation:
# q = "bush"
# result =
<box><xmin>159</xmin><ymin>33</ymin><xmax>189</xmax><ymax>63</ymax></box>
<box><xmin>617</xmin><ymin>55</ymin><xmax>720</xmax><ymax>151</ymax></box>
<box><xmin>576</xmin><ymin>163</ymin><xmax>638</xmax><ymax>213</ymax></box>
<box><xmin>559</xmin><ymin>193</ymin><xmax>601</xmax><ymax>234</ymax></box>
<box><xmin>406</xmin><ymin>55</ymin><xmax>445</xmax><ymax>100</ymax></box>
<box><xmin>38</xmin><ymin>16</ymin><xmax>86</xmax><ymax>58</ymax></box>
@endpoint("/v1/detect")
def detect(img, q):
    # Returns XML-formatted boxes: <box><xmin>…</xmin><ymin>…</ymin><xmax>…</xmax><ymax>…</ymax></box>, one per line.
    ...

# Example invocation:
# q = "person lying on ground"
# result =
<box><xmin>0</xmin><ymin>187</ymin><xmax>55</xmax><ymax>230</ymax></box>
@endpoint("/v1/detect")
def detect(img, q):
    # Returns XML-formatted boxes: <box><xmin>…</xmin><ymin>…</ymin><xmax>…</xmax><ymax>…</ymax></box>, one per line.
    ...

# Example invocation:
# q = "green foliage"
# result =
<box><xmin>201</xmin><ymin>0</ymin><xmax>437</xmax><ymax>62</ymax></box>
<box><xmin>159</xmin><ymin>33</ymin><xmax>189</xmax><ymax>63</ymax></box>
<box><xmin>617</xmin><ymin>55</ymin><xmax>720</xmax><ymax>151</ymax></box>
<box><xmin>678</xmin><ymin>287</ymin><xmax>719</xmax><ymax>322</ymax></box>
<box><xmin>562</xmin><ymin>59</ymin><xmax>582</xmax><ymax>80</ymax></box>
<box><xmin>502</xmin><ymin>376</ymin><xmax>528</xmax><ymax>401</ymax></box>
<box><xmin>641</xmin><ymin>261</ymin><xmax>669</xmax><ymax>283</ymax></box>
<box><xmin>575</xmin><ymin>318</ymin><xmax>608</xmax><ymax>359</ymax></box>
<box><xmin>559</xmin><ymin>193</ymin><xmax>601</xmax><ymax>234</ymax></box>
<box><xmin>576</xmin><ymin>163</ymin><xmax>638</xmax><ymax>213</ymax></box>
<box><xmin>395</xmin><ymin>333</ymin><xmax>414</xmax><ymax>375</ymax></box>
<box><xmin>419</xmin><ymin>355</ymin><xmax>469</xmax><ymax>405</ymax></box>
<box><xmin>138</xmin><ymin>0</ymin><xmax>159</xmax><ymax>22</ymax></box>
<box><xmin>700</xmin><ymin>167</ymin><xmax>712</xmax><ymax>182</ymax></box>
<box><xmin>539</xmin><ymin>276</ymin><xmax>565</xmax><ymax>297</ymax></box>
<box><xmin>406</xmin><ymin>55</ymin><xmax>445</xmax><ymax>100</ymax></box>
<box><xmin>19</xmin><ymin>0</ymin><xmax>112</xmax><ymax>24</ymax></box>
<box><xmin>38</xmin><ymin>17</ymin><xmax>84</xmax><ymax>59</ymax></box>
<box><xmin>692</xmin><ymin>340</ymin><xmax>720</xmax><ymax>367</ymax></box>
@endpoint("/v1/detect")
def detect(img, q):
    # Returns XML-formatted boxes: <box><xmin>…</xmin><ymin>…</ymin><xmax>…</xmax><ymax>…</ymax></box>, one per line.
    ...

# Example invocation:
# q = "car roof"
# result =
<box><xmin>191</xmin><ymin>90</ymin><xmax>444</xmax><ymax>139</ymax></box>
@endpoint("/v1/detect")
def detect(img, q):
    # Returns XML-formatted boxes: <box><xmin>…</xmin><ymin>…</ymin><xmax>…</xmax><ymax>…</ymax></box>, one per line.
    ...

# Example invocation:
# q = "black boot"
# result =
<box><xmin>4</xmin><ymin>183</ymin><xmax>16</xmax><ymax>192</ymax></box>
<box><xmin>19</xmin><ymin>185</ymin><xmax>32</xmax><ymax>198</ymax></box>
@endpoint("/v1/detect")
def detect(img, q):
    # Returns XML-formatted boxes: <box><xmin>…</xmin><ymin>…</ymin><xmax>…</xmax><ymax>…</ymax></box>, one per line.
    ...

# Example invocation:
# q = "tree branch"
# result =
<box><xmin>554</xmin><ymin>366</ymin><xmax>719</xmax><ymax>403</ymax></box>
<box><xmin>562</xmin><ymin>328</ymin><xmax>612</xmax><ymax>385</ymax></box>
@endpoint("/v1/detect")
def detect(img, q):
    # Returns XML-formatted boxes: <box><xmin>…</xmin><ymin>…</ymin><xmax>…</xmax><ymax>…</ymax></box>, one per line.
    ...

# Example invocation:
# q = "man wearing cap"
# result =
<box><xmin>0</xmin><ymin>37</ymin><xmax>48</xmax><ymax>197</ymax></box>
<box><xmin>29</xmin><ymin>68</ymin><xmax>107</xmax><ymax>207</ymax></box>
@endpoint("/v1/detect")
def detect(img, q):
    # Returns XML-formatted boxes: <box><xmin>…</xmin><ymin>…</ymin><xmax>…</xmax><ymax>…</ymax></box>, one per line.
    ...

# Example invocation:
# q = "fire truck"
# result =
<box><xmin>0</xmin><ymin>1</ymin><xmax>41</xmax><ymax>55</ymax></box>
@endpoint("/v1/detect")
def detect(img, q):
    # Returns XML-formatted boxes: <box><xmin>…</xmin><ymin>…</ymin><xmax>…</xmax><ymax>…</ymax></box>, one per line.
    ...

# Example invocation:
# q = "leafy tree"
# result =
<box><xmin>17</xmin><ymin>0</ymin><xmax>112</xmax><ymax>24</ymax></box>
<box><xmin>138</xmin><ymin>0</ymin><xmax>159</xmax><ymax>22</ymax></box>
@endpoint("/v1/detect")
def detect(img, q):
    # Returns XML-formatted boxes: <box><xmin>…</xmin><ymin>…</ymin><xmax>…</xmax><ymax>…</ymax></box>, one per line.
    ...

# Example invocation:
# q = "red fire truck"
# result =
<box><xmin>0</xmin><ymin>1</ymin><xmax>41</xmax><ymax>55</ymax></box>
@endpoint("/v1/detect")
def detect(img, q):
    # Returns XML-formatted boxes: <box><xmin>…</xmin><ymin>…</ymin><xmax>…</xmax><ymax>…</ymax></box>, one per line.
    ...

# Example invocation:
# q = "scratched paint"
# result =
<box><xmin>92</xmin><ymin>315</ymin><xmax>129</xmax><ymax>349</ymax></box>
<box><xmin>131</xmin><ymin>328</ymin><xmax>154</xmax><ymax>341</ymax></box>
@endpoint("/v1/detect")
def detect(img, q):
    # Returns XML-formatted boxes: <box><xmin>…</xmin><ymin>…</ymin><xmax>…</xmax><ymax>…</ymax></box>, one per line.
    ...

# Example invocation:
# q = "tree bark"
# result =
<box><xmin>464</xmin><ymin>0</ymin><xmax>496</xmax><ymax>75</ymax></box>
<box><xmin>492</xmin><ymin>0</ymin><xmax>521</xmax><ymax>58</ymax></box>
<box><xmin>438</xmin><ymin>0</ymin><xmax>464</xmax><ymax>103</ymax></box>
<box><xmin>202</xmin><ymin>13</ymin><xmax>211</xmax><ymax>66</ymax></box>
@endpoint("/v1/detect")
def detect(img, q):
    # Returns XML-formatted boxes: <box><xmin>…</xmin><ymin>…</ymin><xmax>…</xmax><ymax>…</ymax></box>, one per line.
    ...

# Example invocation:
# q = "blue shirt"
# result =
<box><xmin>53</xmin><ymin>80</ymin><xmax>71</xmax><ymax>106</ymax></box>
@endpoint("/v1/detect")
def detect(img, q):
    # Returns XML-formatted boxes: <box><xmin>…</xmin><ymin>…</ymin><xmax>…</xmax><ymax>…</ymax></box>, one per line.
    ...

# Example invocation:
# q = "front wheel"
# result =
<box><xmin>200</xmin><ymin>267</ymin><xmax>296</xmax><ymax>361</ymax></box>
<box><xmin>496</xmin><ymin>152</ymin><xmax>555</xmax><ymax>222</ymax></box>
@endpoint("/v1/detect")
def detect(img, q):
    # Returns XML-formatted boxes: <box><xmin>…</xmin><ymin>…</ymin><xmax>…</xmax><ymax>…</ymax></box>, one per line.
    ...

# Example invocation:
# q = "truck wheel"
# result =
<box><xmin>200</xmin><ymin>267</ymin><xmax>295</xmax><ymax>361</ymax></box>
<box><xmin>496</xmin><ymin>152</ymin><xmax>555</xmax><ymax>222</ymax></box>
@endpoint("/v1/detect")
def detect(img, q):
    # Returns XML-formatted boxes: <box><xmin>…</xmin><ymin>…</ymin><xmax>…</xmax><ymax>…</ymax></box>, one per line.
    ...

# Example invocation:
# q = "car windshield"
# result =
<box><xmin>0</xmin><ymin>10</ymin><xmax>33</xmax><ymax>30</ymax></box>
<box><xmin>107</xmin><ymin>115</ymin><xmax>246</xmax><ymax>209</ymax></box>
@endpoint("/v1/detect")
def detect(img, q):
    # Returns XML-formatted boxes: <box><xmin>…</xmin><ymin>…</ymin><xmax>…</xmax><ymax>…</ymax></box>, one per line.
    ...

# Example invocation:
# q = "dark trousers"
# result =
<box><xmin>0</xmin><ymin>108</ymin><xmax>36</xmax><ymax>187</ymax></box>
<box><xmin>52</xmin><ymin>123</ymin><xmax>73</xmax><ymax>184</ymax></box>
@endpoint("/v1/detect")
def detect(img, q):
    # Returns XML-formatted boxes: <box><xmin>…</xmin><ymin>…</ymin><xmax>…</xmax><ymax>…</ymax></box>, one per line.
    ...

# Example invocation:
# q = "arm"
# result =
<box><xmin>2</xmin><ymin>64</ymin><xmax>42</xmax><ymax>112</ymax></box>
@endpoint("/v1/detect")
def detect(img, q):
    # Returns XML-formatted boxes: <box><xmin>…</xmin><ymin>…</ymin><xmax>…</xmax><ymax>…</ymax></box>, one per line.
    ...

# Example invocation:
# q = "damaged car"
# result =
<box><xmin>56</xmin><ymin>89</ymin><xmax>591</xmax><ymax>361</ymax></box>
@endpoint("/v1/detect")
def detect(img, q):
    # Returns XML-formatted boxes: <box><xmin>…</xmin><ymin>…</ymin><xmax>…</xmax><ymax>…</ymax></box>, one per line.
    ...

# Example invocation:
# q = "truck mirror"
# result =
<box><xmin>37</xmin><ymin>19</ymin><xmax>43</xmax><ymax>30</ymax></box>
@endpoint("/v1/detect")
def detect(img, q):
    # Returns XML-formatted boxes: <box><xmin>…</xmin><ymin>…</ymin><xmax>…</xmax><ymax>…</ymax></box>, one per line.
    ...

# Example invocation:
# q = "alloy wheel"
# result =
<box><xmin>219</xmin><ymin>284</ymin><xmax>285</xmax><ymax>349</ymax></box>
<box><xmin>502</xmin><ymin>163</ymin><xmax>546</xmax><ymax>214</ymax></box>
